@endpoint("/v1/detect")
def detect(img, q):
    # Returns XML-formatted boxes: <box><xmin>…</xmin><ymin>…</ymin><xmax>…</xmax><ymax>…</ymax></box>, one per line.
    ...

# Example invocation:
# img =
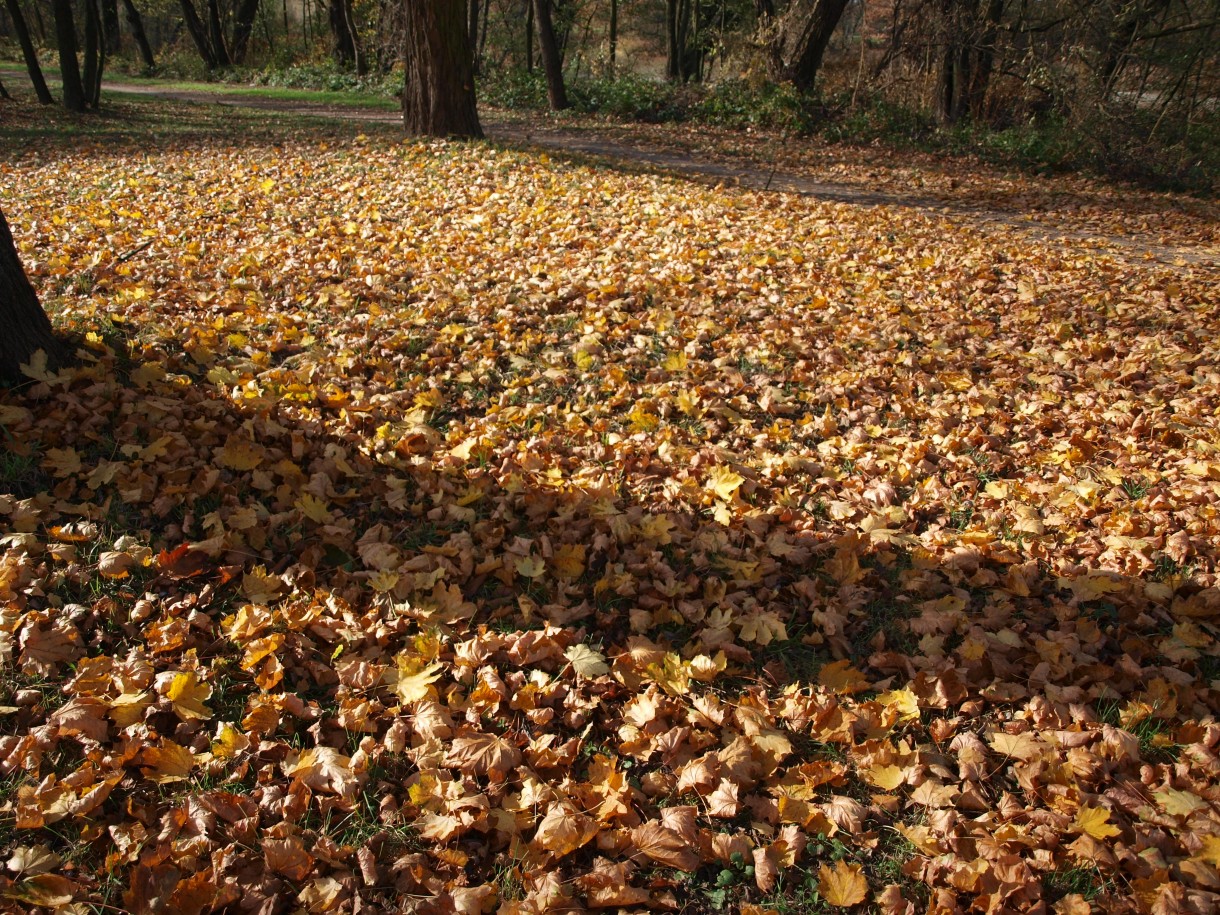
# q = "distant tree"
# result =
<box><xmin>51</xmin><ymin>0</ymin><xmax>87</xmax><ymax>111</ymax></box>
<box><xmin>120</xmin><ymin>0</ymin><xmax>156</xmax><ymax>71</ymax></box>
<box><xmin>0</xmin><ymin>209</ymin><xmax>65</xmax><ymax>383</ymax></box>
<box><xmin>534</xmin><ymin>0</ymin><xmax>569</xmax><ymax>108</ymax></box>
<box><xmin>402</xmin><ymin>0</ymin><xmax>483</xmax><ymax>137</ymax></box>
<box><xmin>4</xmin><ymin>0</ymin><xmax>55</xmax><ymax>104</ymax></box>
<box><xmin>757</xmin><ymin>0</ymin><xmax>851</xmax><ymax>90</ymax></box>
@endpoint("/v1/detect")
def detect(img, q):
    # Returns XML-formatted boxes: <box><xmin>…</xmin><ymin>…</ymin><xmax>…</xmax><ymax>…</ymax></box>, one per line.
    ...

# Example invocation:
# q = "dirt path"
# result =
<box><xmin>104</xmin><ymin>80</ymin><xmax>1219</xmax><ymax>273</ymax></box>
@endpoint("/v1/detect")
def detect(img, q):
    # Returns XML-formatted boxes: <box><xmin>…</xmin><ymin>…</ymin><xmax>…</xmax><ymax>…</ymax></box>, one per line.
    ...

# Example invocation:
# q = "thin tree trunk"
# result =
<box><xmin>4</xmin><ymin>0</ymin><xmax>55</xmax><ymax>104</ymax></box>
<box><xmin>0</xmin><ymin>76</ymin><xmax>9</xmax><ymax>100</ymax></box>
<box><xmin>121</xmin><ymin>0</ymin><xmax>155</xmax><ymax>69</ymax></box>
<box><xmin>0</xmin><ymin>209</ymin><xmax>66</xmax><ymax>383</ymax></box>
<box><xmin>179</xmin><ymin>0</ymin><xmax>219</xmax><ymax>69</ymax></box>
<box><xmin>402</xmin><ymin>0</ymin><xmax>483</xmax><ymax>138</ymax></box>
<box><xmin>533</xmin><ymin>0</ymin><xmax>568</xmax><ymax>108</ymax></box>
<box><xmin>608</xmin><ymin>0</ymin><xmax>617</xmax><ymax>70</ymax></box>
<box><xmin>52</xmin><ymin>0</ymin><xmax>86</xmax><ymax>112</ymax></box>
<box><xmin>767</xmin><ymin>0</ymin><xmax>850</xmax><ymax>91</ymax></box>
<box><xmin>206</xmin><ymin>0</ymin><xmax>232</xmax><ymax>66</ymax></box>
<box><xmin>525</xmin><ymin>0</ymin><xmax>534</xmax><ymax>71</ymax></box>
<box><xmin>230</xmin><ymin>0</ymin><xmax>262</xmax><ymax>64</ymax></box>
<box><xmin>100</xmin><ymin>0</ymin><xmax>121</xmax><ymax>54</ymax></box>
<box><xmin>329</xmin><ymin>0</ymin><xmax>360</xmax><ymax>69</ymax></box>
<box><xmin>83</xmin><ymin>0</ymin><xmax>105</xmax><ymax>109</ymax></box>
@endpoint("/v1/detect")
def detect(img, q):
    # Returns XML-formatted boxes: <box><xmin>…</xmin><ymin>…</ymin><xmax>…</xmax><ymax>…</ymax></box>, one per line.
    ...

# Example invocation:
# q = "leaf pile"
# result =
<box><xmin>1</xmin><ymin>127</ymin><xmax>1219</xmax><ymax>914</ymax></box>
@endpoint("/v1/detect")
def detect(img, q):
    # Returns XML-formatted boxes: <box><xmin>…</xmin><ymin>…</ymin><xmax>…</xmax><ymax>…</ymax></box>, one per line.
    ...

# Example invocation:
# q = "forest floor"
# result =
<box><xmin>0</xmin><ymin>88</ymin><xmax>1219</xmax><ymax>914</ymax></box>
<box><xmin>93</xmin><ymin>78</ymin><xmax>1220</xmax><ymax>271</ymax></box>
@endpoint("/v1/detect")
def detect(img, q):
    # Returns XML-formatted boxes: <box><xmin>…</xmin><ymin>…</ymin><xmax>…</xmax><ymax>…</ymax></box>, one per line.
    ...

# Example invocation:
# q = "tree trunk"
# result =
<box><xmin>0</xmin><ymin>209</ymin><xmax>66</xmax><ymax>383</ymax></box>
<box><xmin>4</xmin><ymin>0</ymin><xmax>55</xmax><ymax>104</ymax></box>
<box><xmin>121</xmin><ymin>0</ymin><xmax>155</xmax><ymax>70</ymax></box>
<box><xmin>206</xmin><ymin>0</ymin><xmax>232</xmax><ymax>66</ymax></box>
<box><xmin>402</xmin><ymin>0</ymin><xmax>483</xmax><ymax>138</ymax></box>
<box><xmin>467</xmin><ymin>0</ymin><xmax>479</xmax><ymax>56</ymax></box>
<box><xmin>100</xmin><ymin>0</ymin><xmax>121</xmax><ymax>54</ymax></box>
<box><xmin>533</xmin><ymin>0</ymin><xmax>568</xmax><ymax>108</ymax></box>
<box><xmin>230</xmin><ymin>0</ymin><xmax>262</xmax><ymax>64</ymax></box>
<box><xmin>179</xmin><ymin>0</ymin><xmax>219</xmax><ymax>69</ymax></box>
<box><xmin>0</xmin><ymin>76</ymin><xmax>9</xmax><ymax>101</ymax></box>
<box><xmin>525</xmin><ymin>0</ymin><xmax>534</xmax><ymax>71</ymax></box>
<box><xmin>329</xmin><ymin>0</ymin><xmax>363</xmax><ymax>71</ymax></box>
<box><xmin>83</xmin><ymin>0</ymin><xmax>105</xmax><ymax>109</ymax></box>
<box><xmin>767</xmin><ymin>0</ymin><xmax>850</xmax><ymax>91</ymax></box>
<box><xmin>52</xmin><ymin>0</ymin><xmax>87</xmax><ymax>112</ymax></box>
<box><xmin>608</xmin><ymin>0</ymin><xmax>617</xmax><ymax>70</ymax></box>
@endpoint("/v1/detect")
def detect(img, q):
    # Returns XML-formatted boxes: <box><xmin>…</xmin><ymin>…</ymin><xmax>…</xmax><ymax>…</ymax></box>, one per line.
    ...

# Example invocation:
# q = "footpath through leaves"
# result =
<box><xmin>1</xmin><ymin>118</ymin><xmax>1219</xmax><ymax>914</ymax></box>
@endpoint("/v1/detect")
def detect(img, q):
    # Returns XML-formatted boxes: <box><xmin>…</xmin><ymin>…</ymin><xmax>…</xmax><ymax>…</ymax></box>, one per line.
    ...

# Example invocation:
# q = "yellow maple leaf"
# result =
<box><xmin>242</xmin><ymin>565</ymin><xmax>284</xmax><ymax>604</ymax></box>
<box><xmin>160</xmin><ymin>671</ymin><xmax>213</xmax><ymax>721</ymax></box>
<box><xmin>1073</xmin><ymin>805</ymin><xmax>1120</xmax><ymax>840</ymax></box>
<box><xmin>515</xmin><ymin>555</ymin><xmax>546</xmax><ymax>578</ymax></box>
<box><xmin>218</xmin><ymin>437</ymin><xmax>263</xmax><ymax>470</ymax></box>
<box><xmin>1154</xmin><ymin>788</ymin><xmax>1206</xmax><ymax>817</ymax></box>
<box><xmin>565</xmin><ymin>644</ymin><xmax>610</xmax><ymax>677</ymax></box>
<box><xmin>706</xmin><ymin>465</ymin><xmax>745</xmax><ymax>500</ymax></box>
<box><xmin>394</xmin><ymin>659</ymin><xmax>443</xmax><ymax>703</ymax></box>
<box><xmin>878</xmin><ymin>688</ymin><xmax>921</xmax><ymax>724</ymax></box>
<box><xmin>663</xmin><ymin>350</ymin><xmax>688</xmax><ymax>372</ymax></box>
<box><xmin>553</xmin><ymin>543</ymin><xmax>586</xmax><ymax>579</ymax></box>
<box><xmin>1194</xmin><ymin>835</ymin><xmax>1220</xmax><ymax>867</ymax></box>
<box><xmin>141</xmin><ymin>740</ymin><xmax>198</xmax><ymax>784</ymax></box>
<box><xmin>864</xmin><ymin>764</ymin><xmax>905</xmax><ymax>791</ymax></box>
<box><xmin>818</xmin><ymin>860</ymin><xmax>867</xmax><ymax>907</ymax></box>
<box><xmin>296</xmin><ymin>492</ymin><xmax>330</xmax><ymax>523</ymax></box>
<box><xmin>818</xmin><ymin>660</ymin><xmax>870</xmax><ymax>694</ymax></box>
<box><xmin>43</xmin><ymin>448</ymin><xmax>81</xmax><ymax>477</ymax></box>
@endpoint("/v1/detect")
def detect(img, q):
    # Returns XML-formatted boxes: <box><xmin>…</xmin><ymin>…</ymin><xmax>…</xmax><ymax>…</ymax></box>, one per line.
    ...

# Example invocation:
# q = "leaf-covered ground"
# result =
<box><xmin>1</xmin><ymin>103</ymin><xmax>1219</xmax><ymax>914</ymax></box>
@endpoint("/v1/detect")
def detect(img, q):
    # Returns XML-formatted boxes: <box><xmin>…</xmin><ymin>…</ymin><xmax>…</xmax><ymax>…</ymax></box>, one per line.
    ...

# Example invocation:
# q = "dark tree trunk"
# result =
<box><xmin>766</xmin><ymin>0</ymin><xmax>850</xmax><ymax>91</ymax></box>
<box><xmin>180</xmin><ymin>0</ymin><xmax>219</xmax><ymax>69</ymax></box>
<box><xmin>402</xmin><ymin>0</ymin><xmax>483</xmax><ymax>138</ymax></box>
<box><xmin>608</xmin><ymin>0</ymin><xmax>617</xmax><ymax>70</ymax></box>
<box><xmin>533</xmin><ymin>0</ymin><xmax>568</xmax><ymax>108</ymax></box>
<box><xmin>52</xmin><ymin>0</ymin><xmax>86</xmax><ymax>112</ymax></box>
<box><xmin>0</xmin><ymin>76</ymin><xmax>9</xmax><ymax>100</ymax></box>
<box><xmin>230</xmin><ymin>0</ymin><xmax>262</xmax><ymax>64</ymax></box>
<box><xmin>83</xmin><ymin>0</ymin><xmax>105</xmax><ymax>109</ymax></box>
<box><xmin>206</xmin><ymin>0</ymin><xmax>232</xmax><ymax>66</ymax></box>
<box><xmin>329</xmin><ymin>0</ymin><xmax>363</xmax><ymax>71</ymax></box>
<box><xmin>965</xmin><ymin>0</ymin><xmax>1004</xmax><ymax>119</ymax></box>
<box><xmin>121</xmin><ymin>0</ymin><xmax>155</xmax><ymax>69</ymax></box>
<box><xmin>467</xmin><ymin>0</ymin><xmax>479</xmax><ymax>55</ymax></box>
<box><xmin>100</xmin><ymin>0</ymin><xmax>121</xmax><ymax>54</ymax></box>
<box><xmin>525</xmin><ymin>0</ymin><xmax>533</xmax><ymax>71</ymax></box>
<box><xmin>4</xmin><ymin>0</ymin><xmax>55</xmax><ymax>104</ymax></box>
<box><xmin>0</xmin><ymin>209</ymin><xmax>66</xmax><ymax>383</ymax></box>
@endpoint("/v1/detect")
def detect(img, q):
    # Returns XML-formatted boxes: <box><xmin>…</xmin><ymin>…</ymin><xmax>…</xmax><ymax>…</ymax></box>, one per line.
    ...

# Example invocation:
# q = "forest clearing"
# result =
<box><xmin>1</xmin><ymin>92</ymin><xmax>1219</xmax><ymax>913</ymax></box>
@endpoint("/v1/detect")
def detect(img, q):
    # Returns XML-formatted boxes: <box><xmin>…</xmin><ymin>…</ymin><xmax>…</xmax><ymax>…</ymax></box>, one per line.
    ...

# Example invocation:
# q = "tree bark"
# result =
<box><xmin>206</xmin><ymin>0</ymin><xmax>232</xmax><ymax>66</ymax></box>
<box><xmin>100</xmin><ymin>0</ymin><xmax>121</xmax><ymax>54</ymax></box>
<box><xmin>608</xmin><ymin>0</ymin><xmax>617</xmax><ymax>70</ymax></box>
<box><xmin>402</xmin><ymin>0</ymin><xmax>483</xmax><ymax>138</ymax></box>
<box><xmin>329</xmin><ymin>0</ymin><xmax>363</xmax><ymax>71</ymax></box>
<box><xmin>766</xmin><ymin>0</ymin><xmax>850</xmax><ymax>91</ymax></box>
<box><xmin>121</xmin><ymin>0</ymin><xmax>156</xmax><ymax>70</ymax></box>
<box><xmin>179</xmin><ymin>0</ymin><xmax>219</xmax><ymax>69</ymax></box>
<box><xmin>230</xmin><ymin>0</ymin><xmax>262</xmax><ymax>65</ymax></box>
<box><xmin>0</xmin><ymin>209</ymin><xmax>65</xmax><ymax>383</ymax></box>
<box><xmin>533</xmin><ymin>0</ymin><xmax>568</xmax><ymax>108</ymax></box>
<box><xmin>52</xmin><ymin>0</ymin><xmax>87</xmax><ymax>112</ymax></box>
<box><xmin>83</xmin><ymin>0</ymin><xmax>105</xmax><ymax>109</ymax></box>
<box><xmin>4</xmin><ymin>0</ymin><xmax>55</xmax><ymax>104</ymax></box>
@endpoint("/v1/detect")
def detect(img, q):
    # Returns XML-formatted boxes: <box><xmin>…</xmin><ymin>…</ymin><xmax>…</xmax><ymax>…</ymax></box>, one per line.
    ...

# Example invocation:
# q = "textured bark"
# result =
<box><xmin>121</xmin><ymin>0</ymin><xmax>156</xmax><ymax>70</ymax></box>
<box><xmin>100</xmin><ymin>0</ymin><xmax>121</xmax><ymax>54</ymax></box>
<box><xmin>83</xmin><ymin>0</ymin><xmax>104</xmax><ymax>109</ymax></box>
<box><xmin>0</xmin><ymin>209</ymin><xmax>65</xmax><ymax>383</ymax></box>
<box><xmin>5</xmin><ymin>0</ymin><xmax>55</xmax><ymax>104</ymax></box>
<box><xmin>764</xmin><ymin>0</ymin><xmax>850</xmax><ymax>91</ymax></box>
<box><xmin>230</xmin><ymin>0</ymin><xmax>263</xmax><ymax>65</ymax></box>
<box><xmin>533</xmin><ymin>0</ymin><xmax>569</xmax><ymax>109</ymax></box>
<box><xmin>52</xmin><ymin>0</ymin><xmax>86</xmax><ymax>111</ymax></box>
<box><xmin>329</xmin><ymin>0</ymin><xmax>363</xmax><ymax>71</ymax></box>
<box><xmin>402</xmin><ymin>0</ymin><xmax>483</xmax><ymax>138</ymax></box>
<box><xmin>179</xmin><ymin>0</ymin><xmax>219</xmax><ymax>69</ymax></box>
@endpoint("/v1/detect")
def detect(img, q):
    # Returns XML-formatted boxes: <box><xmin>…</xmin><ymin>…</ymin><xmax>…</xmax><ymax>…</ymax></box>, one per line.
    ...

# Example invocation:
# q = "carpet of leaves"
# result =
<box><xmin>1</xmin><ymin>122</ymin><xmax>1219</xmax><ymax>915</ymax></box>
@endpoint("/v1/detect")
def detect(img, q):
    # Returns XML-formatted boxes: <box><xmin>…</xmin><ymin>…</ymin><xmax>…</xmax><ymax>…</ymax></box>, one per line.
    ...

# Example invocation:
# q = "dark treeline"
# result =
<box><xmin>2</xmin><ymin>0</ymin><xmax>1216</xmax><ymax>182</ymax></box>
